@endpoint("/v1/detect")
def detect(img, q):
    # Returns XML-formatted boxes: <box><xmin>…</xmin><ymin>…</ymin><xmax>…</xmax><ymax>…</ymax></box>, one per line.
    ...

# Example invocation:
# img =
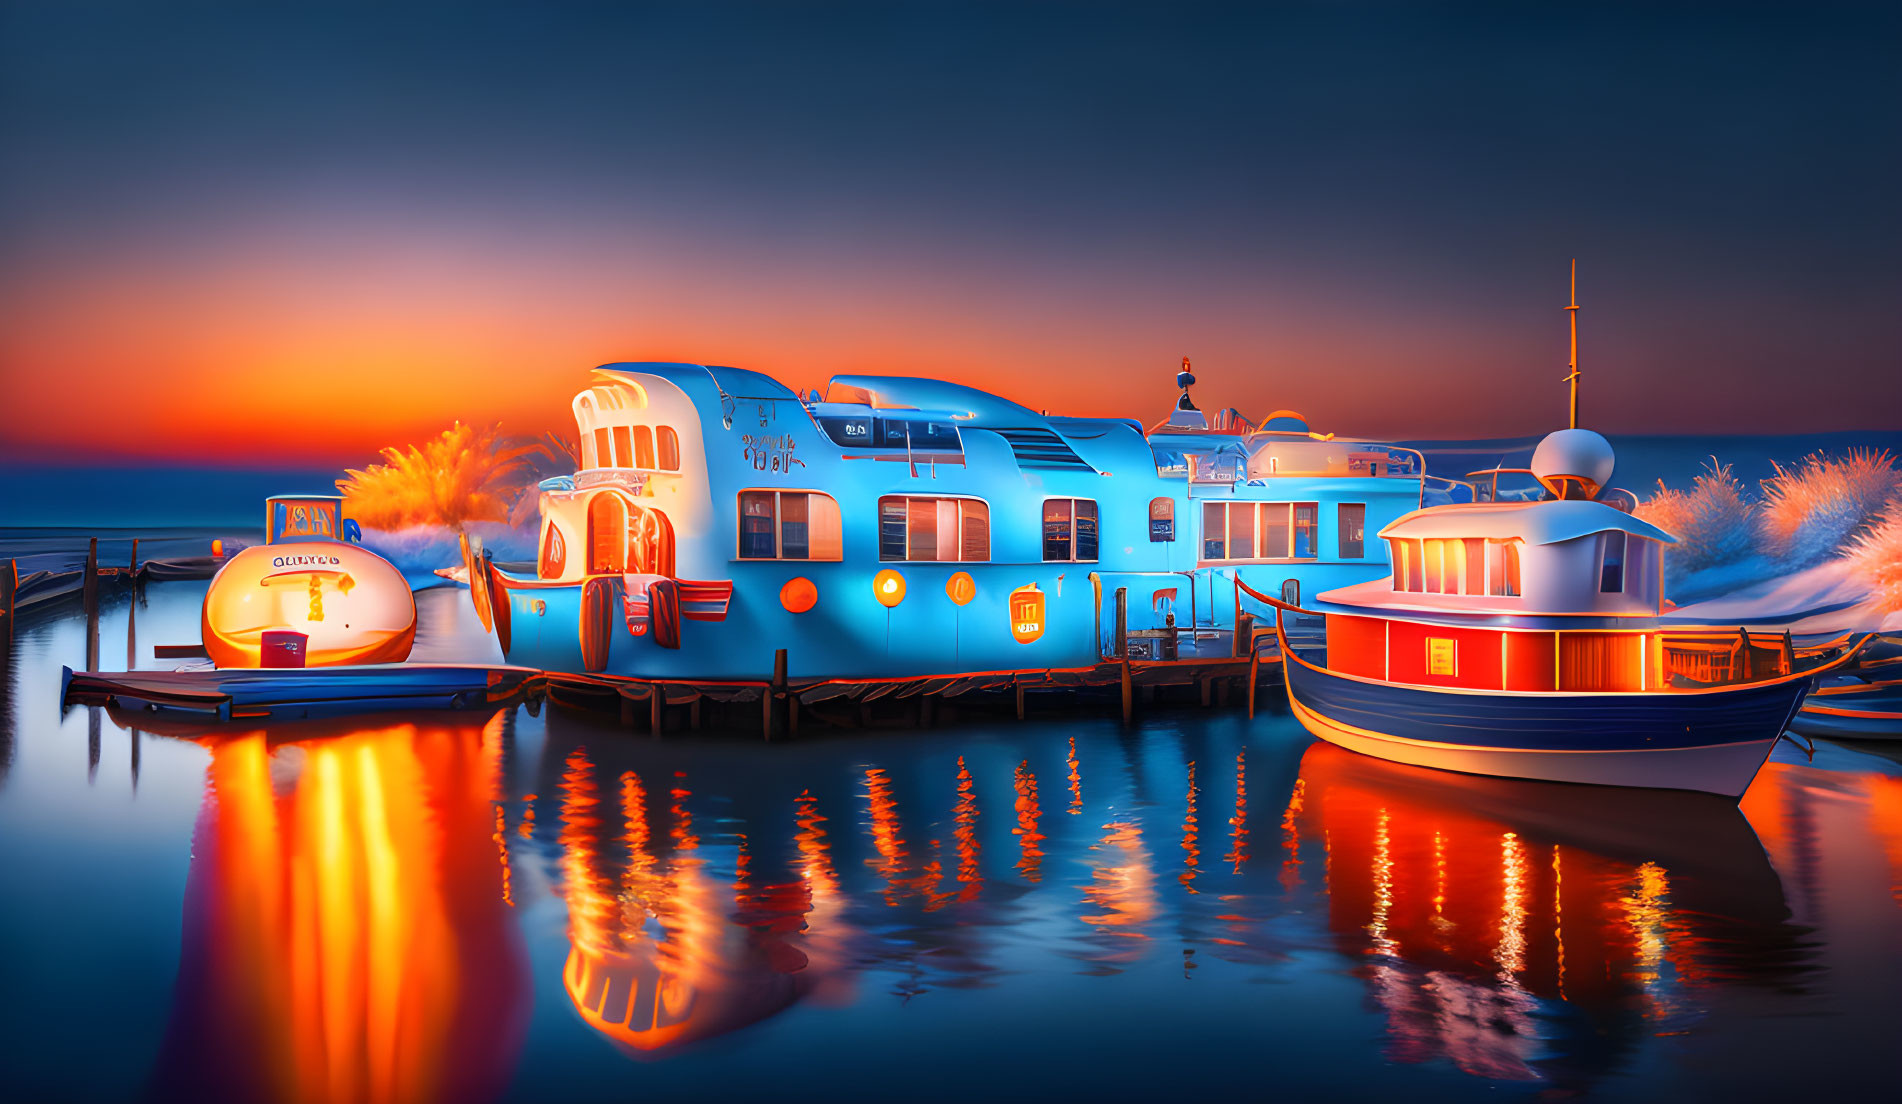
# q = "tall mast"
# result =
<box><xmin>1564</xmin><ymin>259</ymin><xmax>1580</xmax><ymax>429</ymax></box>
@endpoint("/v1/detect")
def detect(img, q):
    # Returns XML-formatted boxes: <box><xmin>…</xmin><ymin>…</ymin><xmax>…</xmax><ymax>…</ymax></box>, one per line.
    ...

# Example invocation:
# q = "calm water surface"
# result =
<box><xmin>2</xmin><ymin>581</ymin><xmax>1898</xmax><ymax>1102</ymax></box>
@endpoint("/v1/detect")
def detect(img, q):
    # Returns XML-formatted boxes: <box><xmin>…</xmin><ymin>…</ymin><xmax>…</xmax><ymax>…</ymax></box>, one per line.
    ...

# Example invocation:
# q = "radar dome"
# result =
<box><xmin>1530</xmin><ymin>428</ymin><xmax>1615</xmax><ymax>499</ymax></box>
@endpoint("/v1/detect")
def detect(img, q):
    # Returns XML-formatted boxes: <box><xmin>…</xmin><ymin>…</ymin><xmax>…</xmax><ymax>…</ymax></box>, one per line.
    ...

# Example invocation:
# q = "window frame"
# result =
<box><xmin>1041</xmin><ymin>496</ymin><xmax>1099</xmax><ymax>563</ymax></box>
<box><xmin>1337</xmin><ymin>503</ymin><xmax>1366</xmax><ymax>559</ymax></box>
<box><xmin>876</xmin><ymin>494</ymin><xmax>992</xmax><ymax>563</ymax></box>
<box><xmin>1202</xmin><ymin>500</ymin><xmax>1323</xmax><ymax>564</ymax></box>
<box><xmin>737</xmin><ymin>489</ymin><xmax>845</xmax><ymax>561</ymax></box>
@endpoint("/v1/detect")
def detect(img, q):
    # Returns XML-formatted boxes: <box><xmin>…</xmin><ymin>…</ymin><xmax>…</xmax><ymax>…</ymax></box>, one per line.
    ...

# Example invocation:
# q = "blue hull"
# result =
<box><xmin>1282</xmin><ymin>651</ymin><xmax>1812</xmax><ymax>797</ymax></box>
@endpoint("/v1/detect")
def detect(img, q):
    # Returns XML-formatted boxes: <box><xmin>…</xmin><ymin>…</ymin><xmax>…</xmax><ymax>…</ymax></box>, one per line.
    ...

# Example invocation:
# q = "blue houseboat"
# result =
<box><xmin>466</xmin><ymin>360</ymin><xmax>1449</xmax><ymax>691</ymax></box>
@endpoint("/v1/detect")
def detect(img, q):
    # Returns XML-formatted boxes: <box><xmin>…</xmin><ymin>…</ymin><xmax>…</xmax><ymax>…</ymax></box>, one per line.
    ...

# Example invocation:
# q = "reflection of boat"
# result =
<box><xmin>1266</xmin><ymin>426</ymin><xmax>1861</xmax><ymax>796</ymax></box>
<box><xmin>1295</xmin><ymin>740</ymin><xmax>1807</xmax><ymax>1088</ymax></box>
<box><xmin>553</xmin><ymin>745</ymin><xmax>811</xmax><ymax>1056</ymax></box>
<box><xmin>203</xmin><ymin>495</ymin><xmax>415</xmax><ymax>667</ymax></box>
<box><xmin>146</xmin><ymin>714</ymin><xmax>530</xmax><ymax>1103</ymax></box>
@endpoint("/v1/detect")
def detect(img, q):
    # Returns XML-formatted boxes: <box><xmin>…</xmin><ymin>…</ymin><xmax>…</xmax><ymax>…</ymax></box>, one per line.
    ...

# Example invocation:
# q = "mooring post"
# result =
<box><xmin>1</xmin><ymin>557</ymin><xmax>15</xmax><ymax>637</ymax></box>
<box><xmin>129</xmin><ymin>538</ymin><xmax>139</xmax><ymax>577</ymax></box>
<box><xmin>83</xmin><ymin>537</ymin><xmax>100</xmax><ymax>672</ymax></box>
<box><xmin>1015</xmin><ymin>679</ymin><xmax>1026</xmax><ymax>720</ymax></box>
<box><xmin>766</xmin><ymin>648</ymin><xmax>788</xmax><ymax>741</ymax></box>
<box><xmin>650</xmin><ymin>683</ymin><xmax>663</xmax><ymax>733</ymax></box>
<box><xmin>1115</xmin><ymin>587</ymin><xmax>1132</xmax><ymax>724</ymax></box>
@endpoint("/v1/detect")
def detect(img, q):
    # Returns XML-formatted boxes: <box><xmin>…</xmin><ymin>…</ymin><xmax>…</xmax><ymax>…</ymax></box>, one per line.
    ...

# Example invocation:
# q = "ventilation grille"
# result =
<box><xmin>992</xmin><ymin>427</ymin><xmax>1096</xmax><ymax>472</ymax></box>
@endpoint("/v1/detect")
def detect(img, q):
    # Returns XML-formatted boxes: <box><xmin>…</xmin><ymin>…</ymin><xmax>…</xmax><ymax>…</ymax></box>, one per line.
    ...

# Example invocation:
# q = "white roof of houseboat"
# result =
<box><xmin>823</xmin><ymin>375</ymin><xmax>1042</xmax><ymax>425</ymax></box>
<box><xmin>1379</xmin><ymin>499</ymin><xmax>1676</xmax><ymax>545</ymax></box>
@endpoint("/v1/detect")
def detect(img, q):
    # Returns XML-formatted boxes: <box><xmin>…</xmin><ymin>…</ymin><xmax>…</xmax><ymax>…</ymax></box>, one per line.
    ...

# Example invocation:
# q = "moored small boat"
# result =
<box><xmin>1789</xmin><ymin>675</ymin><xmax>1902</xmax><ymax>741</ymax></box>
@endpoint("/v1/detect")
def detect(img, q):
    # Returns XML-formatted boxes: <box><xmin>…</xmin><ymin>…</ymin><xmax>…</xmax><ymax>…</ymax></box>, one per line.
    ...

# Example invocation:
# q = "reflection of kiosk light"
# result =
<box><xmin>1009</xmin><ymin>583</ymin><xmax>1045</xmax><ymax>643</ymax></box>
<box><xmin>873</xmin><ymin>569</ymin><xmax>906</xmax><ymax>608</ymax></box>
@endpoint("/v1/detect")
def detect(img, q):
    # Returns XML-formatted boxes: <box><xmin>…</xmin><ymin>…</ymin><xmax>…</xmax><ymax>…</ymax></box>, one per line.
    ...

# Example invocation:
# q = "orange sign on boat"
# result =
<box><xmin>946</xmin><ymin>571</ymin><xmax>976</xmax><ymax>606</ymax></box>
<box><xmin>1009</xmin><ymin>583</ymin><xmax>1045</xmax><ymax>644</ymax></box>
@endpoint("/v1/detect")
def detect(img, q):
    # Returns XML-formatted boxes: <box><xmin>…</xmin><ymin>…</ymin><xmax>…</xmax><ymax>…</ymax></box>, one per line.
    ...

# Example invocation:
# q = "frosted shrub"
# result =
<box><xmin>1634</xmin><ymin>460</ymin><xmax>1754</xmax><ymax>582</ymax></box>
<box><xmin>1758</xmin><ymin>449</ymin><xmax>1902</xmax><ymax>568</ymax></box>
<box><xmin>337</xmin><ymin>423</ymin><xmax>570</xmax><ymax>531</ymax></box>
<box><xmin>1847</xmin><ymin>501</ymin><xmax>1902</xmax><ymax>615</ymax></box>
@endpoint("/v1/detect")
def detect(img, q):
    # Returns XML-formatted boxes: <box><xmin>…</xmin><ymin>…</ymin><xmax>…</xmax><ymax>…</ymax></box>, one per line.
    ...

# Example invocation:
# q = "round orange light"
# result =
<box><xmin>780</xmin><ymin>576</ymin><xmax>818</xmax><ymax>614</ymax></box>
<box><xmin>211</xmin><ymin>538</ymin><xmax>225</xmax><ymax>558</ymax></box>
<box><xmin>873</xmin><ymin>569</ymin><xmax>906</xmax><ymax>608</ymax></box>
<box><xmin>946</xmin><ymin>571</ymin><xmax>976</xmax><ymax>606</ymax></box>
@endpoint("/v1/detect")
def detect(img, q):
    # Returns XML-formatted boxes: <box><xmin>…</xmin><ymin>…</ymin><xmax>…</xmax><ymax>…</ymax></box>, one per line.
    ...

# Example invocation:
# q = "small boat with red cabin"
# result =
<box><xmin>1265</xmin><ymin>428</ymin><xmax>1868</xmax><ymax>798</ymax></box>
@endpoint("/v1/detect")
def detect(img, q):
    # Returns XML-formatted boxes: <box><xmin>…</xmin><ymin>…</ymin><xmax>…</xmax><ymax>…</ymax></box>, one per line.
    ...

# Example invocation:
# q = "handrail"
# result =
<box><xmin>1234</xmin><ymin>574</ymin><xmax>1314</xmax><ymax>617</ymax></box>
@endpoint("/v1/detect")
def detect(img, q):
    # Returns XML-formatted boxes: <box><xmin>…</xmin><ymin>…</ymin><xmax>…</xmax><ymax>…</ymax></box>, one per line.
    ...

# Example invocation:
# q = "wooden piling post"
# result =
<box><xmin>1</xmin><ymin>557</ymin><xmax>15</xmax><ymax>638</ymax></box>
<box><xmin>129</xmin><ymin>538</ymin><xmax>139</xmax><ymax>576</ymax></box>
<box><xmin>83</xmin><ymin>537</ymin><xmax>100</xmax><ymax>672</ymax></box>
<box><xmin>765</xmin><ymin>648</ymin><xmax>788</xmax><ymax>740</ymax></box>
<box><xmin>1247</xmin><ymin>651</ymin><xmax>1259</xmax><ymax>718</ymax></box>
<box><xmin>788</xmin><ymin>692</ymin><xmax>799</xmax><ymax>738</ymax></box>
<box><xmin>650</xmin><ymin>684</ymin><xmax>664</xmax><ymax>733</ymax></box>
<box><xmin>1015</xmin><ymin>680</ymin><xmax>1026</xmax><ymax>720</ymax></box>
<box><xmin>1115</xmin><ymin>587</ymin><xmax>1132</xmax><ymax>724</ymax></box>
<box><xmin>690</xmin><ymin>695</ymin><xmax>702</xmax><ymax>730</ymax></box>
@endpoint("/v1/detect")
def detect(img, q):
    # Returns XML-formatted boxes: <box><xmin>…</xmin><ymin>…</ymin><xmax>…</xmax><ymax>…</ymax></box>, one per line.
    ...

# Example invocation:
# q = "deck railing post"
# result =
<box><xmin>1115</xmin><ymin>587</ymin><xmax>1132</xmax><ymax>724</ymax></box>
<box><xmin>83</xmin><ymin>537</ymin><xmax>100</xmax><ymax>672</ymax></box>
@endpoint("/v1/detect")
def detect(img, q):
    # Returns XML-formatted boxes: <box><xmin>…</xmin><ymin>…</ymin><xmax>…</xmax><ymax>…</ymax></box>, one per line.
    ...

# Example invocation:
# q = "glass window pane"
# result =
<box><xmin>1408</xmin><ymin>540</ymin><xmax>1425</xmax><ymax>592</ymax></box>
<box><xmin>1463</xmin><ymin>538</ymin><xmax>1487</xmax><ymax>594</ymax></box>
<box><xmin>1392</xmin><ymin>539</ymin><xmax>1410</xmax><ymax>590</ymax></box>
<box><xmin>739</xmin><ymin>491</ymin><xmax>777</xmax><ymax>559</ymax></box>
<box><xmin>1600</xmin><ymin>531</ymin><xmax>1626</xmax><ymax>593</ymax></box>
<box><xmin>1294</xmin><ymin>503</ymin><xmax>1318</xmax><ymax>558</ymax></box>
<box><xmin>908</xmin><ymin>498</ymin><xmax>939</xmax><ymax>561</ymax></box>
<box><xmin>1503</xmin><ymin>541</ymin><xmax>1521</xmax><ymax>596</ymax></box>
<box><xmin>878</xmin><ymin>497</ymin><xmax>908</xmax><ymax>561</ymax></box>
<box><xmin>1338</xmin><ymin>504</ymin><xmax>1366</xmax><ymax>558</ymax></box>
<box><xmin>592</xmin><ymin>428</ymin><xmax>611</xmax><ymax>468</ymax></box>
<box><xmin>779</xmin><ymin>493</ymin><xmax>810</xmax><ymax>559</ymax></box>
<box><xmin>657</xmin><ymin>426</ymin><xmax>680</xmax><ymax>470</ymax></box>
<box><xmin>1044</xmin><ymin>499</ymin><xmax>1074</xmax><ymax>561</ymax></box>
<box><xmin>808</xmin><ymin>494</ymin><xmax>843</xmax><ymax>560</ymax></box>
<box><xmin>961</xmin><ymin>501</ymin><xmax>990</xmax><ymax>561</ymax></box>
<box><xmin>1074</xmin><ymin>499</ymin><xmax>1098</xmax><ymax>561</ymax></box>
<box><xmin>1228</xmin><ymin>502</ymin><xmax>1255</xmax><ymax>559</ymax></box>
<box><xmin>935</xmin><ymin>499</ymin><xmax>961</xmax><ymax>560</ymax></box>
<box><xmin>1202</xmin><ymin>502</ymin><xmax>1226</xmax><ymax>560</ymax></box>
<box><xmin>1262</xmin><ymin>504</ymin><xmax>1291</xmax><ymax>558</ymax></box>
<box><xmin>633</xmin><ymin>426</ymin><xmax>655</xmax><ymax>469</ymax></box>
<box><xmin>611</xmin><ymin>426</ymin><xmax>632</xmax><ymax>467</ymax></box>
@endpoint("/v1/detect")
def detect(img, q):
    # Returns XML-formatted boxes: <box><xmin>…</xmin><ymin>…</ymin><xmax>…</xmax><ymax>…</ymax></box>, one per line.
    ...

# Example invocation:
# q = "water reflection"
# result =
<box><xmin>1294</xmin><ymin>741</ymin><xmax>1812</xmax><ymax>1088</ymax></box>
<box><xmin>146</xmin><ymin>713</ymin><xmax>529</xmax><ymax>1104</ymax></box>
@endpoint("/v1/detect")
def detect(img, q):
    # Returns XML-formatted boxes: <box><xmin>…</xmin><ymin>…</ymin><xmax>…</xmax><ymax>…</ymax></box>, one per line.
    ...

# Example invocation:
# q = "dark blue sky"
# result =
<box><xmin>1</xmin><ymin>1</ymin><xmax>1898</xmax><ymax>465</ymax></box>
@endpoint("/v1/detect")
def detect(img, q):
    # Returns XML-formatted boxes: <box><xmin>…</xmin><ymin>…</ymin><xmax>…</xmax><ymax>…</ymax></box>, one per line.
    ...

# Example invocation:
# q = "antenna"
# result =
<box><xmin>1563</xmin><ymin>259</ymin><xmax>1580</xmax><ymax>429</ymax></box>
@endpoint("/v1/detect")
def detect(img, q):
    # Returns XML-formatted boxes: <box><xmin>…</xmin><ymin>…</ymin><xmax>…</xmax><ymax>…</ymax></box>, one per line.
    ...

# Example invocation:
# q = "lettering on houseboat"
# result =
<box><xmin>742</xmin><ymin>433</ymin><xmax>806</xmax><ymax>473</ymax></box>
<box><xmin>271</xmin><ymin>554</ymin><xmax>343</xmax><ymax>568</ymax></box>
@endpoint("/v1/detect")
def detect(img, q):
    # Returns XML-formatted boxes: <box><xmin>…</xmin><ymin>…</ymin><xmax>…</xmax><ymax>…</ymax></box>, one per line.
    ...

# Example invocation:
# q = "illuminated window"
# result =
<box><xmin>1202</xmin><ymin>502</ymin><xmax>1226</xmax><ymax>559</ymax></box>
<box><xmin>1204</xmin><ymin>501</ymin><xmax>1322</xmax><ymax>562</ymax></box>
<box><xmin>633</xmin><ymin>425</ymin><xmax>656</xmax><ymax>470</ymax></box>
<box><xmin>612</xmin><ymin>426</ymin><xmax>633</xmax><ymax>468</ymax></box>
<box><xmin>1392</xmin><ymin>539</ymin><xmax>1412</xmax><ymax>591</ymax></box>
<box><xmin>1338</xmin><ymin>503</ymin><xmax>1366</xmax><ymax>559</ymax></box>
<box><xmin>1293</xmin><ymin>503</ymin><xmax>1318</xmax><ymax>558</ymax></box>
<box><xmin>1043</xmin><ymin>498</ymin><xmax>1098</xmax><ymax>562</ymax></box>
<box><xmin>878</xmin><ymin>496</ymin><xmax>989</xmax><ymax>562</ymax></box>
<box><xmin>592</xmin><ymin>428</ymin><xmax>611</xmax><ymax>469</ymax></box>
<box><xmin>1488</xmin><ymin>538</ymin><xmax>1522</xmax><ymax>597</ymax></box>
<box><xmin>1261</xmin><ymin>504</ymin><xmax>1290</xmax><ymax>558</ymax></box>
<box><xmin>1600</xmin><ymin>530</ymin><xmax>1626</xmax><ymax>593</ymax></box>
<box><xmin>1463</xmin><ymin>538</ymin><xmax>1487</xmax><ymax>595</ymax></box>
<box><xmin>740</xmin><ymin>491</ymin><xmax>843</xmax><ymax>560</ymax></box>
<box><xmin>658</xmin><ymin>427</ymin><xmax>680</xmax><ymax>470</ymax></box>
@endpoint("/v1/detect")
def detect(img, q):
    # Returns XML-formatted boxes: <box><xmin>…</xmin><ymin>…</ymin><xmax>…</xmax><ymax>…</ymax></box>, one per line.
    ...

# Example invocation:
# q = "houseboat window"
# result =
<box><xmin>740</xmin><ymin>491</ymin><xmax>844</xmax><ymax>561</ymax></box>
<box><xmin>1202</xmin><ymin>502</ymin><xmax>1226</xmax><ymax>559</ymax></box>
<box><xmin>1488</xmin><ymin>538</ymin><xmax>1522</xmax><ymax>597</ymax></box>
<box><xmin>1294</xmin><ymin>503</ymin><xmax>1318</xmax><ymax>558</ymax></box>
<box><xmin>1042</xmin><ymin>498</ymin><xmax>1098</xmax><ymax>561</ymax></box>
<box><xmin>1423</xmin><ymin>539</ymin><xmax>1445</xmax><ymax>593</ymax></box>
<box><xmin>612</xmin><ymin>426</ymin><xmax>633</xmax><ymax>467</ymax></box>
<box><xmin>1600</xmin><ymin>530</ymin><xmax>1626</xmax><ymax>593</ymax></box>
<box><xmin>1446</xmin><ymin>538</ymin><xmax>1467</xmax><ymax>594</ymax></box>
<box><xmin>1338</xmin><ymin>504</ymin><xmax>1366</xmax><ymax>559</ymax></box>
<box><xmin>1227</xmin><ymin>502</ymin><xmax>1255</xmax><ymax>559</ymax></box>
<box><xmin>592</xmin><ymin>428</ymin><xmax>611</xmax><ymax>469</ymax></box>
<box><xmin>540</xmin><ymin>523</ymin><xmax>567</xmax><ymax>578</ymax></box>
<box><xmin>1463</xmin><ymin>538</ymin><xmax>1487</xmax><ymax>595</ymax></box>
<box><xmin>1262</xmin><ymin>504</ymin><xmax>1290</xmax><ymax>559</ymax></box>
<box><xmin>878</xmin><ymin>496</ymin><xmax>989</xmax><ymax>562</ymax></box>
<box><xmin>633</xmin><ymin>425</ymin><xmax>656</xmax><ymax>470</ymax></box>
<box><xmin>1392</xmin><ymin>539</ymin><xmax>1412</xmax><ymax>590</ymax></box>
<box><xmin>658</xmin><ymin>427</ymin><xmax>680</xmax><ymax>470</ymax></box>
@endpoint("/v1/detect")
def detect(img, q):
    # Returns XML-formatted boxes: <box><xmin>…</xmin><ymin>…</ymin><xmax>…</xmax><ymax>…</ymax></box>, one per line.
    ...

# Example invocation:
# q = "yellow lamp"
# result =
<box><xmin>873</xmin><ymin>569</ymin><xmax>906</xmax><ymax>608</ymax></box>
